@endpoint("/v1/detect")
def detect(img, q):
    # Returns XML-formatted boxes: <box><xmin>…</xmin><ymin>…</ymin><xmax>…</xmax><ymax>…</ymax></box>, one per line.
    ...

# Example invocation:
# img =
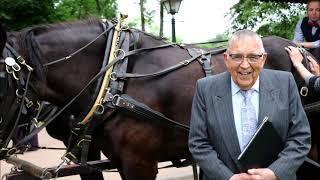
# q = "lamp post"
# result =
<box><xmin>161</xmin><ymin>0</ymin><xmax>183</xmax><ymax>42</ymax></box>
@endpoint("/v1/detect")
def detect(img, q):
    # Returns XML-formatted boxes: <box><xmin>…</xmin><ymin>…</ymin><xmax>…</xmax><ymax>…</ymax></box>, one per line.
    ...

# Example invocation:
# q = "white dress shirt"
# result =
<box><xmin>231</xmin><ymin>77</ymin><xmax>259</xmax><ymax>151</ymax></box>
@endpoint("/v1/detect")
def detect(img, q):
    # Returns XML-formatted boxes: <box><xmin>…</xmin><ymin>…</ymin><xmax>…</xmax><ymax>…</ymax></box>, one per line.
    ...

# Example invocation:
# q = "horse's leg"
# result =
<box><xmin>100</xmin><ymin>116</ymin><xmax>162</xmax><ymax>180</ymax></box>
<box><xmin>308</xmin><ymin>116</ymin><xmax>319</xmax><ymax>162</ymax></box>
<box><xmin>121</xmin><ymin>156</ymin><xmax>158</xmax><ymax>180</ymax></box>
<box><xmin>314</xmin><ymin>117</ymin><xmax>320</xmax><ymax>163</ymax></box>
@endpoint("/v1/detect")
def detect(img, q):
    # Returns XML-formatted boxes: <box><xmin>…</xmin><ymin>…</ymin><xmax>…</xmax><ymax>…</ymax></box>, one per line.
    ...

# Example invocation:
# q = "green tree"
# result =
<box><xmin>134</xmin><ymin>0</ymin><xmax>155</xmax><ymax>32</ymax></box>
<box><xmin>140</xmin><ymin>0</ymin><xmax>146</xmax><ymax>31</ymax></box>
<box><xmin>54</xmin><ymin>0</ymin><xmax>117</xmax><ymax>21</ymax></box>
<box><xmin>228</xmin><ymin>0</ymin><xmax>305</xmax><ymax>39</ymax></box>
<box><xmin>0</xmin><ymin>0</ymin><xmax>117</xmax><ymax>31</ymax></box>
<box><xmin>0</xmin><ymin>0</ymin><xmax>57</xmax><ymax>31</ymax></box>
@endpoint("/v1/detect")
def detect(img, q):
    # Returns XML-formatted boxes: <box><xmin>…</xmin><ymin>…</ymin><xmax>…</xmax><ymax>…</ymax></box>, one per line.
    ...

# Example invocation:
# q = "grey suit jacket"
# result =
<box><xmin>188</xmin><ymin>69</ymin><xmax>311</xmax><ymax>180</ymax></box>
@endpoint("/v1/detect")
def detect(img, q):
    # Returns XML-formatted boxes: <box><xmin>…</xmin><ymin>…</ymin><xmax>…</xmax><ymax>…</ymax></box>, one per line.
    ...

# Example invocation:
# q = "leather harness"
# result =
<box><xmin>2</xmin><ymin>17</ymin><xmax>317</xmax><ymax>176</ymax></box>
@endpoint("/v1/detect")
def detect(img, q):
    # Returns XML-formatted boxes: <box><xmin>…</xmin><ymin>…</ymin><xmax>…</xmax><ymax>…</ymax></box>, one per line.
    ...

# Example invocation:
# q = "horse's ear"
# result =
<box><xmin>0</xmin><ymin>23</ymin><xmax>7</xmax><ymax>53</ymax></box>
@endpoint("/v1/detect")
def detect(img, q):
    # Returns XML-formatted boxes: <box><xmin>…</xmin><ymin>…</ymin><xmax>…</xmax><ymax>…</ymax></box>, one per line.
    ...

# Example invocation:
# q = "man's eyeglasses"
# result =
<box><xmin>228</xmin><ymin>53</ymin><xmax>264</xmax><ymax>63</ymax></box>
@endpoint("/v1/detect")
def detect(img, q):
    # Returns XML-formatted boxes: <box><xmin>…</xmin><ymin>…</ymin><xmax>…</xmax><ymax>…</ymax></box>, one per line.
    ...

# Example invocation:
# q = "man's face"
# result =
<box><xmin>307</xmin><ymin>1</ymin><xmax>320</xmax><ymax>21</ymax></box>
<box><xmin>224</xmin><ymin>37</ymin><xmax>267</xmax><ymax>90</ymax></box>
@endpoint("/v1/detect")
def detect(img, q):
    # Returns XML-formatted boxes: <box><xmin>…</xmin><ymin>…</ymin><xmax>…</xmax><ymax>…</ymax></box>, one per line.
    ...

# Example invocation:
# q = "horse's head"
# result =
<box><xmin>0</xmin><ymin>23</ymin><xmax>13</xmax><ymax>158</ymax></box>
<box><xmin>0</xmin><ymin>24</ymin><xmax>36</xmax><ymax>159</ymax></box>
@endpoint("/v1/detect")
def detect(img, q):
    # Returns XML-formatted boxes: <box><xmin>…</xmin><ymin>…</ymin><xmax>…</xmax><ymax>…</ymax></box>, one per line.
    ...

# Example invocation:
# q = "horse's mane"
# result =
<box><xmin>133</xmin><ymin>28</ymin><xmax>166</xmax><ymax>41</ymax></box>
<box><xmin>7</xmin><ymin>18</ymin><xmax>103</xmax><ymax>80</ymax></box>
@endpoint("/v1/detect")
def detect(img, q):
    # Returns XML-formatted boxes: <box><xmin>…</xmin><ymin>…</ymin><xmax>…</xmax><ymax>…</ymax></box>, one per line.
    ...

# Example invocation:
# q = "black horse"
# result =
<box><xmin>0</xmin><ymin>19</ymin><xmax>319</xmax><ymax>180</ymax></box>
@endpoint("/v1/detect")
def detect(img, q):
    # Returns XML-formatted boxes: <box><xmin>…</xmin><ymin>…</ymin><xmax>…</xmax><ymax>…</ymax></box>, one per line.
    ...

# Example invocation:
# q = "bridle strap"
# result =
<box><xmin>4</xmin><ymin>71</ymin><xmax>32</xmax><ymax>148</ymax></box>
<box><xmin>113</xmin><ymin>48</ymin><xmax>225</xmax><ymax>80</ymax></box>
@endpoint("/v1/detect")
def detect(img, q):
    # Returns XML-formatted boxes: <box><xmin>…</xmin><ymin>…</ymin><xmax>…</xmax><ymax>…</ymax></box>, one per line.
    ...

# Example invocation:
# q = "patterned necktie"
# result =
<box><xmin>240</xmin><ymin>89</ymin><xmax>257</xmax><ymax>151</ymax></box>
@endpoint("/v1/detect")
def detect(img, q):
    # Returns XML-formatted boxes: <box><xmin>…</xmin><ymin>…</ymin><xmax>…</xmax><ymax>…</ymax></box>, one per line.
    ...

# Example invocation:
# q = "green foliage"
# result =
<box><xmin>0</xmin><ymin>0</ymin><xmax>57</xmax><ymax>31</ymax></box>
<box><xmin>195</xmin><ymin>33</ymin><xmax>228</xmax><ymax>49</ymax></box>
<box><xmin>228</xmin><ymin>0</ymin><xmax>305</xmax><ymax>39</ymax></box>
<box><xmin>54</xmin><ymin>0</ymin><xmax>117</xmax><ymax>21</ymax></box>
<box><xmin>0</xmin><ymin>0</ymin><xmax>117</xmax><ymax>31</ymax></box>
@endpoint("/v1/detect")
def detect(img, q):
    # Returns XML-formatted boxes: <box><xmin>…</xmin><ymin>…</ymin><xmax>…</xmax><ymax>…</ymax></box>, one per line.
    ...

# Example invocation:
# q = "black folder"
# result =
<box><xmin>237</xmin><ymin>117</ymin><xmax>284</xmax><ymax>172</ymax></box>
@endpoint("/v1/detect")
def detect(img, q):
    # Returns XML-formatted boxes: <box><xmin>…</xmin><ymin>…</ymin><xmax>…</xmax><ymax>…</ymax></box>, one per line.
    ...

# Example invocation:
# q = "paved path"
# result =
<box><xmin>0</xmin><ymin>130</ymin><xmax>195</xmax><ymax>180</ymax></box>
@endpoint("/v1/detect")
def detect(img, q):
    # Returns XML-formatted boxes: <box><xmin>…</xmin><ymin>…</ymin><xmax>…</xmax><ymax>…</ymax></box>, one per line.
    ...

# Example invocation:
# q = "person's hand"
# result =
<box><xmin>307</xmin><ymin>56</ymin><xmax>320</xmax><ymax>76</ymax></box>
<box><xmin>294</xmin><ymin>42</ymin><xmax>303</xmax><ymax>48</ymax></box>
<box><xmin>248</xmin><ymin>168</ymin><xmax>278</xmax><ymax>180</ymax></box>
<box><xmin>285</xmin><ymin>46</ymin><xmax>303</xmax><ymax>68</ymax></box>
<box><xmin>229</xmin><ymin>173</ymin><xmax>262</xmax><ymax>180</ymax></box>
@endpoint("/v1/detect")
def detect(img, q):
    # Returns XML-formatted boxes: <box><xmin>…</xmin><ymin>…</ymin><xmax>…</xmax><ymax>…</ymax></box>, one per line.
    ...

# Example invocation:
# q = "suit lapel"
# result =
<box><xmin>212</xmin><ymin>73</ymin><xmax>241</xmax><ymax>163</ymax></box>
<box><xmin>258</xmin><ymin>70</ymin><xmax>279</xmax><ymax>126</ymax></box>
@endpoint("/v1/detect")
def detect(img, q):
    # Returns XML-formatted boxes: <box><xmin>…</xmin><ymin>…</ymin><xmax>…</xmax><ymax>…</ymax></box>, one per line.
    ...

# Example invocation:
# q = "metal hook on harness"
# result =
<box><xmin>6</xmin><ymin>66</ymin><xmax>19</xmax><ymax>80</ymax></box>
<box><xmin>17</xmin><ymin>56</ymin><xmax>33</xmax><ymax>72</ymax></box>
<box><xmin>300</xmin><ymin>86</ymin><xmax>309</xmax><ymax>97</ymax></box>
<box><xmin>15</xmin><ymin>90</ymin><xmax>23</xmax><ymax>98</ymax></box>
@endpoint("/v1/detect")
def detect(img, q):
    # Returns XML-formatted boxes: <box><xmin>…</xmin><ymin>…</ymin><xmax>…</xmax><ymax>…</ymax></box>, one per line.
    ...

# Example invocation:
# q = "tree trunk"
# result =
<box><xmin>95</xmin><ymin>0</ymin><xmax>102</xmax><ymax>16</ymax></box>
<box><xmin>160</xmin><ymin>1</ymin><xmax>164</xmax><ymax>37</ymax></box>
<box><xmin>140</xmin><ymin>0</ymin><xmax>145</xmax><ymax>31</ymax></box>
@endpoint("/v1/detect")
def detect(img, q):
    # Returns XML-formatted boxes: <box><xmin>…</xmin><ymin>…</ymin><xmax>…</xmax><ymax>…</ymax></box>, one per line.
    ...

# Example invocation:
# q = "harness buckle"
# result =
<box><xmin>24</xmin><ymin>97</ymin><xmax>34</xmax><ymax>108</ymax></box>
<box><xmin>6</xmin><ymin>148</ymin><xmax>17</xmax><ymax>156</ymax></box>
<box><xmin>61</xmin><ymin>152</ymin><xmax>74</xmax><ymax>165</ymax></box>
<box><xmin>300</xmin><ymin>86</ymin><xmax>309</xmax><ymax>97</ymax></box>
<box><xmin>76</xmin><ymin>138</ymin><xmax>92</xmax><ymax>148</ymax></box>
<box><xmin>298</xmin><ymin>47</ymin><xmax>306</xmax><ymax>53</ymax></box>
<box><xmin>112</xmin><ymin>94</ymin><xmax>120</xmax><ymax>106</ymax></box>
<box><xmin>32</xmin><ymin>118</ymin><xmax>44</xmax><ymax>128</ymax></box>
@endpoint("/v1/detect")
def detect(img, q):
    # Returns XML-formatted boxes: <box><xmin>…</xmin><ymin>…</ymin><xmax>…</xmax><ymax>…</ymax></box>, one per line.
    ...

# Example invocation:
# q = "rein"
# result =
<box><xmin>43</xmin><ymin>21</ymin><xmax>115</xmax><ymax>67</ymax></box>
<box><xmin>111</xmin><ymin>48</ymin><xmax>225</xmax><ymax>80</ymax></box>
<box><xmin>9</xmin><ymin>27</ymin><xmax>175</xmax><ymax>149</ymax></box>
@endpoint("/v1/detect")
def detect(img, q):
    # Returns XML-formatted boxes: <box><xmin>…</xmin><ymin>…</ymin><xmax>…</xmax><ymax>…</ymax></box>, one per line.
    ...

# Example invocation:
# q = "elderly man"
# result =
<box><xmin>189</xmin><ymin>30</ymin><xmax>311</xmax><ymax>180</ymax></box>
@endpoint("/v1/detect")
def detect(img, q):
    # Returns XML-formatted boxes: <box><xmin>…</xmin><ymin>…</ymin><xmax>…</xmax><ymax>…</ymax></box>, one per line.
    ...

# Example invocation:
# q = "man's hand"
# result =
<box><xmin>229</xmin><ymin>173</ymin><xmax>262</xmax><ymax>180</ymax></box>
<box><xmin>248</xmin><ymin>168</ymin><xmax>278</xmax><ymax>180</ymax></box>
<box><xmin>285</xmin><ymin>46</ymin><xmax>304</xmax><ymax>67</ymax></box>
<box><xmin>307</xmin><ymin>56</ymin><xmax>320</xmax><ymax>75</ymax></box>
